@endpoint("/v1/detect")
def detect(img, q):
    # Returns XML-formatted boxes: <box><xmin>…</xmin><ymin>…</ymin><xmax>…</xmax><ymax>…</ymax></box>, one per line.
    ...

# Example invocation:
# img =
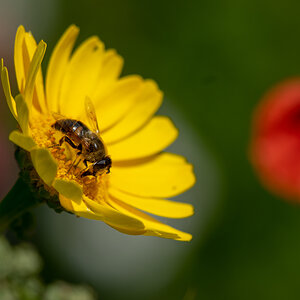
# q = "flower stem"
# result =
<box><xmin>0</xmin><ymin>177</ymin><xmax>40</xmax><ymax>232</ymax></box>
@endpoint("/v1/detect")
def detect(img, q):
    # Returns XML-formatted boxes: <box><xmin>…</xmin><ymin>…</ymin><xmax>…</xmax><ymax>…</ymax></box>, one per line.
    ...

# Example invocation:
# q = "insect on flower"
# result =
<box><xmin>1</xmin><ymin>25</ymin><xmax>196</xmax><ymax>241</ymax></box>
<box><xmin>51</xmin><ymin>98</ymin><xmax>112</xmax><ymax>177</ymax></box>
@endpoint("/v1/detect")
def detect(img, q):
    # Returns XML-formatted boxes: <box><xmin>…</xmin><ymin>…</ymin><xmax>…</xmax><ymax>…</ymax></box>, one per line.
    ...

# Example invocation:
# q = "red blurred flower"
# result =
<box><xmin>251</xmin><ymin>79</ymin><xmax>300</xmax><ymax>201</ymax></box>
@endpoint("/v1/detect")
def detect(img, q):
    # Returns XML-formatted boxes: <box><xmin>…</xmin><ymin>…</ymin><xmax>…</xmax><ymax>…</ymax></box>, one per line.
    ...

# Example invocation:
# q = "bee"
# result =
<box><xmin>51</xmin><ymin>98</ymin><xmax>111</xmax><ymax>177</ymax></box>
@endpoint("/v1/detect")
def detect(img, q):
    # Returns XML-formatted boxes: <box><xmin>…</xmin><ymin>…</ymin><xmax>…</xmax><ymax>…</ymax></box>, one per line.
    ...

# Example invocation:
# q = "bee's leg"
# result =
<box><xmin>80</xmin><ymin>160</ymin><xmax>91</xmax><ymax>177</ymax></box>
<box><xmin>48</xmin><ymin>144</ymin><xmax>59</xmax><ymax>148</ymax></box>
<box><xmin>59</xmin><ymin>136</ymin><xmax>78</xmax><ymax>149</ymax></box>
<box><xmin>83</xmin><ymin>159</ymin><xmax>88</xmax><ymax>168</ymax></box>
<box><xmin>80</xmin><ymin>169</ymin><xmax>93</xmax><ymax>177</ymax></box>
<box><xmin>73</xmin><ymin>158</ymin><xmax>82</xmax><ymax>170</ymax></box>
<box><xmin>67</xmin><ymin>156</ymin><xmax>82</xmax><ymax>174</ymax></box>
<box><xmin>50</xmin><ymin>136</ymin><xmax>78</xmax><ymax>149</ymax></box>
<box><xmin>76</xmin><ymin>143</ymin><xmax>83</xmax><ymax>156</ymax></box>
<box><xmin>66</xmin><ymin>148</ymin><xmax>82</xmax><ymax>174</ymax></box>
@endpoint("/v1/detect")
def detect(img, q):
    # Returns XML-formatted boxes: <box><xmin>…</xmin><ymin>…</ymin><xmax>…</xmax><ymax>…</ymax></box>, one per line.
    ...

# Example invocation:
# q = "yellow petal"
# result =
<box><xmin>59</xmin><ymin>36</ymin><xmax>104</xmax><ymax>117</ymax></box>
<box><xmin>59</xmin><ymin>194</ymin><xmax>74</xmax><ymax>212</ymax></box>
<box><xmin>1</xmin><ymin>61</ymin><xmax>17</xmax><ymax>119</ymax></box>
<box><xmin>30</xmin><ymin>148</ymin><xmax>57</xmax><ymax>186</ymax></box>
<box><xmin>100</xmin><ymin>49</ymin><xmax>123</xmax><ymax>79</ymax></box>
<box><xmin>24</xmin><ymin>32</ymin><xmax>47</xmax><ymax>113</ymax></box>
<box><xmin>14</xmin><ymin>25</ymin><xmax>26</xmax><ymax>93</ymax></box>
<box><xmin>46</xmin><ymin>25</ymin><xmax>79</xmax><ymax>112</ymax></box>
<box><xmin>109</xmin><ymin>187</ymin><xmax>194</xmax><ymax>218</ymax></box>
<box><xmin>95</xmin><ymin>75</ymin><xmax>143</xmax><ymax>131</ymax></box>
<box><xmin>107</xmin><ymin>116</ymin><xmax>178</xmax><ymax>161</ymax></box>
<box><xmin>59</xmin><ymin>194</ymin><xmax>145</xmax><ymax>234</ymax></box>
<box><xmin>14</xmin><ymin>26</ymin><xmax>46</xmax><ymax>113</ymax></box>
<box><xmin>24</xmin><ymin>40</ymin><xmax>47</xmax><ymax>110</ymax></box>
<box><xmin>93</xmin><ymin>49</ymin><xmax>123</xmax><ymax>93</ymax></box>
<box><xmin>107</xmin><ymin>197</ymin><xmax>192</xmax><ymax>241</ymax></box>
<box><xmin>83</xmin><ymin>196</ymin><xmax>145</xmax><ymax>233</ymax></box>
<box><xmin>9</xmin><ymin>130</ymin><xmax>36</xmax><ymax>151</ymax></box>
<box><xmin>110</xmin><ymin>153</ymin><xmax>196</xmax><ymax>198</ymax></box>
<box><xmin>102</xmin><ymin>79</ymin><xmax>163</xmax><ymax>144</ymax></box>
<box><xmin>15</xmin><ymin>94</ymin><xmax>29</xmax><ymax>134</ymax></box>
<box><xmin>60</xmin><ymin>194</ymin><xmax>105</xmax><ymax>220</ymax></box>
<box><xmin>53</xmin><ymin>179</ymin><xmax>83</xmax><ymax>204</ymax></box>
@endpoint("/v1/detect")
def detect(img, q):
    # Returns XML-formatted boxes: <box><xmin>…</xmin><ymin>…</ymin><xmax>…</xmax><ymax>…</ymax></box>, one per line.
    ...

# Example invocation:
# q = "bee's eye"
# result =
<box><xmin>93</xmin><ymin>160</ymin><xmax>106</xmax><ymax>171</ymax></box>
<box><xmin>105</xmin><ymin>157</ymin><xmax>112</xmax><ymax>166</ymax></box>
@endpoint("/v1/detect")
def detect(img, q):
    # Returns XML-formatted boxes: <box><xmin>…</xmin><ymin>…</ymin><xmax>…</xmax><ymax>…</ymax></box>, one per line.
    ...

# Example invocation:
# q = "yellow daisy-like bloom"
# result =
<box><xmin>1</xmin><ymin>25</ymin><xmax>195</xmax><ymax>241</ymax></box>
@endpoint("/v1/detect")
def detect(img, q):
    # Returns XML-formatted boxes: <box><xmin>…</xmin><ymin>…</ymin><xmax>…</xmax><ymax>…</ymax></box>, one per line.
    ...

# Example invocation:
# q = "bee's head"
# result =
<box><xmin>81</xmin><ymin>156</ymin><xmax>112</xmax><ymax>177</ymax></box>
<box><xmin>96</xmin><ymin>156</ymin><xmax>112</xmax><ymax>174</ymax></box>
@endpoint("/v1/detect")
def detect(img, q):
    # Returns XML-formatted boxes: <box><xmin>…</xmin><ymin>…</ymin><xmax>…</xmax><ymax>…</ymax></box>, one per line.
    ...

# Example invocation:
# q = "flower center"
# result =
<box><xmin>30</xmin><ymin>115</ymin><xmax>109</xmax><ymax>204</ymax></box>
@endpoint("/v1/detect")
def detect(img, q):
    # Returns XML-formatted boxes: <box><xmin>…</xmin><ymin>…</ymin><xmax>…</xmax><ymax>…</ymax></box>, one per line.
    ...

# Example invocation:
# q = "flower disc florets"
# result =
<box><xmin>30</xmin><ymin>115</ymin><xmax>108</xmax><ymax>204</ymax></box>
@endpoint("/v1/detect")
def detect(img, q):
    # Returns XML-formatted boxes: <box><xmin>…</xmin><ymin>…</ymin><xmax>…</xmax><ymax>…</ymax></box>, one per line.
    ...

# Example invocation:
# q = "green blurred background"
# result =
<box><xmin>2</xmin><ymin>0</ymin><xmax>300</xmax><ymax>299</ymax></box>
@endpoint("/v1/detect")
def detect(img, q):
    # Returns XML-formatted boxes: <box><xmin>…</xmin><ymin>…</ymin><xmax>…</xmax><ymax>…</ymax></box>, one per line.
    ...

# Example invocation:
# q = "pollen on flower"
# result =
<box><xmin>30</xmin><ymin>116</ymin><xmax>108</xmax><ymax>205</ymax></box>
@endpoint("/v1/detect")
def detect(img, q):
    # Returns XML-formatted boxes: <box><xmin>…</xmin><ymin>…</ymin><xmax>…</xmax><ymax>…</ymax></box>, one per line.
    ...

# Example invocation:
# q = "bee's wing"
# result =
<box><xmin>51</xmin><ymin>111</ymin><xmax>67</xmax><ymax>120</ymax></box>
<box><xmin>85</xmin><ymin>97</ymin><xmax>100</xmax><ymax>134</ymax></box>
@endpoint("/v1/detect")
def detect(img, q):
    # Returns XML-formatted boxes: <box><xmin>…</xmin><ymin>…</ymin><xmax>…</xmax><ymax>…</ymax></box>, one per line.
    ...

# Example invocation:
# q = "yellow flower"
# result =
<box><xmin>1</xmin><ymin>25</ymin><xmax>196</xmax><ymax>241</ymax></box>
